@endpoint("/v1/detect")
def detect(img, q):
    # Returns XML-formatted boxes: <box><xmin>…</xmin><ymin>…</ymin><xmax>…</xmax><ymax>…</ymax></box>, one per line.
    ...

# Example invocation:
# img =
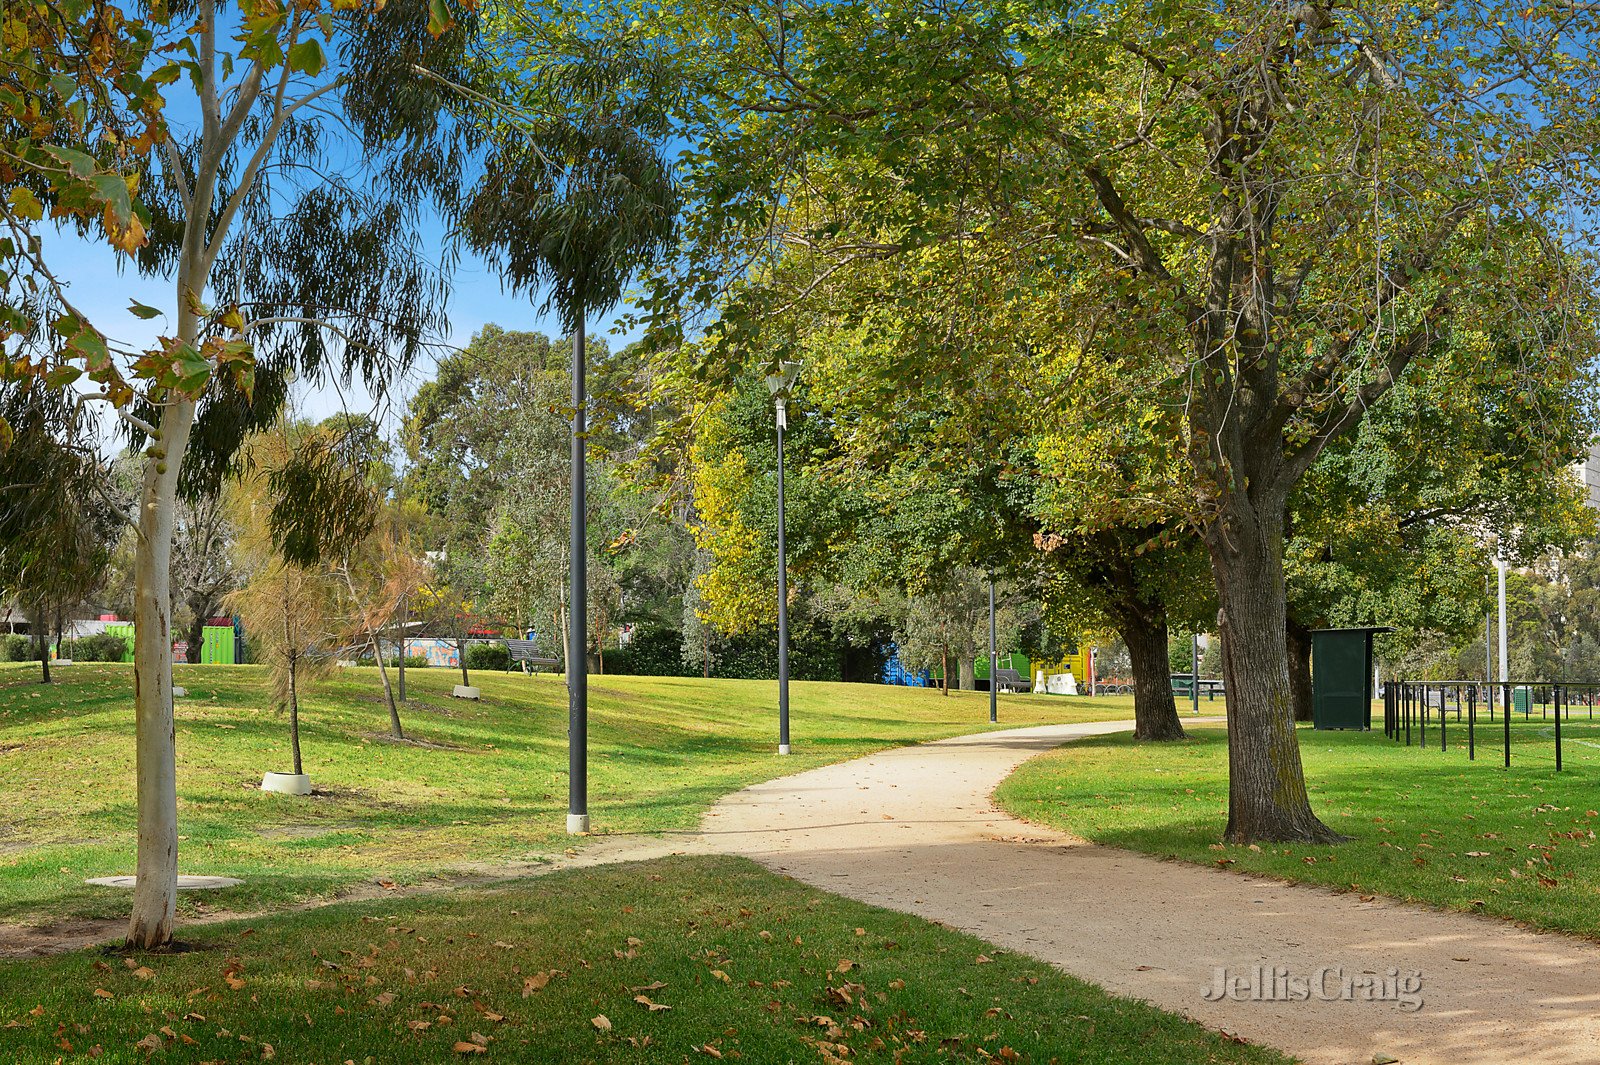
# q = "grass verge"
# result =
<box><xmin>0</xmin><ymin>663</ymin><xmax>1128</xmax><ymax>923</ymax></box>
<box><xmin>996</xmin><ymin>723</ymin><xmax>1600</xmax><ymax>939</ymax></box>
<box><xmin>0</xmin><ymin>855</ymin><xmax>1286</xmax><ymax>1064</ymax></box>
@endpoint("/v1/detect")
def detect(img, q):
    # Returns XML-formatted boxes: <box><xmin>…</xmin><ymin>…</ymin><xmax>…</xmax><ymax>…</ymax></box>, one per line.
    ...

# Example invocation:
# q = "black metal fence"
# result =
<box><xmin>1384</xmin><ymin>680</ymin><xmax>1600</xmax><ymax>771</ymax></box>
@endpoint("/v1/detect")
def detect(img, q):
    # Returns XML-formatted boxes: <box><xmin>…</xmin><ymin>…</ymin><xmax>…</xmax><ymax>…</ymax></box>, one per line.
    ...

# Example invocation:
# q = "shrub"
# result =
<box><xmin>1</xmin><ymin>634</ymin><xmax>32</xmax><ymax>662</ymax></box>
<box><xmin>74</xmin><ymin>632</ymin><xmax>130</xmax><ymax>662</ymax></box>
<box><xmin>385</xmin><ymin>655</ymin><xmax>429</xmax><ymax>669</ymax></box>
<box><xmin>465</xmin><ymin>642</ymin><xmax>510</xmax><ymax>672</ymax></box>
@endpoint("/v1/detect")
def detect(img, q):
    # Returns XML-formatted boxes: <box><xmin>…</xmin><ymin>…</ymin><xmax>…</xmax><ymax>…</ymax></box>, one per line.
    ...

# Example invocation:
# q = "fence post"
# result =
<box><xmin>1468</xmin><ymin>684</ymin><xmax>1475</xmax><ymax>761</ymax></box>
<box><xmin>1440</xmin><ymin>685</ymin><xmax>1447</xmax><ymax>752</ymax></box>
<box><xmin>1503</xmin><ymin>682</ymin><xmax>1511</xmax><ymax>768</ymax></box>
<box><xmin>1555</xmin><ymin>684</ymin><xmax>1563</xmax><ymax>772</ymax></box>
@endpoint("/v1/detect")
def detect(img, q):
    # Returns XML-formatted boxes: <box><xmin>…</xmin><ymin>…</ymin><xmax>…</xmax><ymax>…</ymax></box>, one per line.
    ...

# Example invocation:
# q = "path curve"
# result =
<box><xmin>702</xmin><ymin>719</ymin><xmax>1600</xmax><ymax>1065</ymax></box>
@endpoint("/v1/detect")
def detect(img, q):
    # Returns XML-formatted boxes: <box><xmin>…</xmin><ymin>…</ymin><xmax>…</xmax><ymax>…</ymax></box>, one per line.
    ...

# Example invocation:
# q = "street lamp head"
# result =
<box><xmin>764</xmin><ymin>360</ymin><xmax>802</xmax><ymax>400</ymax></box>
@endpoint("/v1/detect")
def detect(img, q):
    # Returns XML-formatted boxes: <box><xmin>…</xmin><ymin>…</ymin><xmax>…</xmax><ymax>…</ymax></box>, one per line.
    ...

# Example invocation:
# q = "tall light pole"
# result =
<box><xmin>765</xmin><ymin>361</ymin><xmax>801</xmax><ymax>756</ymax></box>
<box><xmin>568</xmin><ymin>317</ymin><xmax>589</xmax><ymax>835</ymax></box>
<box><xmin>988</xmin><ymin>579</ymin><xmax>997</xmax><ymax>724</ymax></box>
<box><xmin>1496</xmin><ymin>557</ymin><xmax>1509</xmax><ymax>686</ymax></box>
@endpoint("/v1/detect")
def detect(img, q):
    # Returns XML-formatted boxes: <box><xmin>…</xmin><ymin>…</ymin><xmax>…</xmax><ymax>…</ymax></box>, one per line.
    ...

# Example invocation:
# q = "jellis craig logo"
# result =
<box><xmin>1201</xmin><ymin>966</ymin><xmax>1423</xmax><ymax>1012</ymax></box>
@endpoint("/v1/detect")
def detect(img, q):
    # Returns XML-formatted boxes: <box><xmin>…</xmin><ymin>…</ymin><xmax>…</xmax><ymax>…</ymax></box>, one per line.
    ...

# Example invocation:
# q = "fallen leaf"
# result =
<box><xmin>453</xmin><ymin>1041</ymin><xmax>487</xmax><ymax>1055</ymax></box>
<box><xmin>709</xmin><ymin>969</ymin><xmax>731</xmax><ymax>983</ymax></box>
<box><xmin>521</xmin><ymin>972</ymin><xmax>551</xmax><ymax>997</ymax></box>
<box><xmin>634</xmin><ymin>995</ymin><xmax>671</xmax><ymax>1012</ymax></box>
<box><xmin>630</xmin><ymin>981</ymin><xmax>667</xmax><ymax>993</ymax></box>
<box><xmin>975</xmin><ymin>955</ymin><xmax>993</xmax><ymax>964</ymax></box>
<box><xmin>591</xmin><ymin>1015</ymin><xmax>612</xmax><ymax>1032</ymax></box>
<box><xmin>93</xmin><ymin>989</ymin><xmax>113</xmax><ymax>1000</ymax></box>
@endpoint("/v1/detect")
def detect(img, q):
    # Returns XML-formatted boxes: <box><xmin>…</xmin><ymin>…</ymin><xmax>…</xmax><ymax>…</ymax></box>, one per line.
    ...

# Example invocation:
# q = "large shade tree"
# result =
<box><xmin>523</xmin><ymin>0</ymin><xmax>1600</xmax><ymax>842</ymax></box>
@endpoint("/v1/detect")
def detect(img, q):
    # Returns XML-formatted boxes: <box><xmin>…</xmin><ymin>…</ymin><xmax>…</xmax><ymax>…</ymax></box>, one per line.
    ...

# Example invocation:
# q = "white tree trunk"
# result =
<box><xmin>127</xmin><ymin>398</ymin><xmax>197</xmax><ymax>949</ymax></box>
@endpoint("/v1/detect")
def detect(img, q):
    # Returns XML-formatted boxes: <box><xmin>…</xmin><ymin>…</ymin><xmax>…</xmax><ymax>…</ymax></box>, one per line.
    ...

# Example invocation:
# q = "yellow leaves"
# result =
<box><xmin>7</xmin><ymin>186</ymin><xmax>42</xmax><ymax>221</ymax></box>
<box><xmin>709</xmin><ymin>969</ymin><xmax>732</xmax><ymax>984</ymax></box>
<box><xmin>101</xmin><ymin>200</ymin><xmax>146</xmax><ymax>254</ymax></box>
<box><xmin>591</xmin><ymin>1014</ymin><xmax>612</xmax><ymax>1032</ymax></box>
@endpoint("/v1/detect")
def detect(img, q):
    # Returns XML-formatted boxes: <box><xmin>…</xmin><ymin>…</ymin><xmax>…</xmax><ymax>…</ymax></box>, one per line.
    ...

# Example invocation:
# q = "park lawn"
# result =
<box><xmin>996</xmin><ymin>722</ymin><xmax>1600</xmax><ymax>940</ymax></box>
<box><xmin>0</xmin><ymin>854</ymin><xmax>1287</xmax><ymax>1065</ymax></box>
<box><xmin>0</xmin><ymin>662</ymin><xmax>1127</xmax><ymax>923</ymax></box>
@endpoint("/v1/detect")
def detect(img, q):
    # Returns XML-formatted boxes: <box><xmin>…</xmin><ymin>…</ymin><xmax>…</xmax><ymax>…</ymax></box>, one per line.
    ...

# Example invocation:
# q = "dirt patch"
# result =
<box><xmin>359</xmin><ymin>732</ymin><xmax>472</xmax><ymax>752</ymax></box>
<box><xmin>0</xmin><ymin>918</ymin><xmax>125</xmax><ymax>959</ymax></box>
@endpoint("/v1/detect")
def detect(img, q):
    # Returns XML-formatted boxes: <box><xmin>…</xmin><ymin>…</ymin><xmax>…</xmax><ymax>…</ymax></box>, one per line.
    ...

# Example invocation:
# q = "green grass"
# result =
<box><xmin>996</xmin><ymin>717</ymin><xmax>1600</xmax><ymax>939</ymax></box>
<box><xmin>0</xmin><ymin>662</ymin><xmax>1128</xmax><ymax>923</ymax></box>
<box><xmin>0</xmin><ymin>855</ymin><xmax>1287</xmax><ymax>1065</ymax></box>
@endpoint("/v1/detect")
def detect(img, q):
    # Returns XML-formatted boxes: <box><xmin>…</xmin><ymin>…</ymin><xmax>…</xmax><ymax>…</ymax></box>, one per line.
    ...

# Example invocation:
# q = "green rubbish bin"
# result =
<box><xmin>1311</xmin><ymin>627</ymin><xmax>1394</xmax><ymax>730</ymax></box>
<box><xmin>1513</xmin><ymin>686</ymin><xmax>1531</xmax><ymax>715</ymax></box>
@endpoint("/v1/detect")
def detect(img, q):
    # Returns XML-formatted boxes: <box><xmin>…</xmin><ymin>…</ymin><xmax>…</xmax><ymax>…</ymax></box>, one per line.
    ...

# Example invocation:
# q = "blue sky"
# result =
<box><xmin>55</xmin><ymin>218</ymin><xmax>642</xmax><ymax>455</ymax></box>
<box><xmin>52</xmin><ymin>21</ymin><xmax>649</xmax><ymax>459</ymax></box>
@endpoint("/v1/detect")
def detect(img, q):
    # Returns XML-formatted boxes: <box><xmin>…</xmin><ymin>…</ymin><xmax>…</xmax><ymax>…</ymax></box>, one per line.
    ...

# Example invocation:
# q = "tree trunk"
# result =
<box><xmin>1206</xmin><ymin>499</ymin><xmax>1343</xmax><ymax>844</ymax></box>
<box><xmin>34</xmin><ymin>615</ymin><xmax>50</xmax><ymax>684</ymax></box>
<box><xmin>289</xmin><ymin>654</ymin><xmax>303</xmax><ymax>776</ymax></box>
<box><xmin>1121</xmin><ymin>608</ymin><xmax>1186</xmax><ymax>741</ymax></box>
<box><xmin>958</xmin><ymin>656</ymin><xmax>976</xmax><ymax>692</ymax></box>
<box><xmin>1286</xmin><ymin>615</ymin><xmax>1314</xmax><ymax>724</ymax></box>
<box><xmin>127</xmin><ymin>398</ymin><xmax>197</xmax><ymax>950</ymax></box>
<box><xmin>457</xmin><ymin>630</ymin><xmax>471</xmax><ymax>687</ymax></box>
<box><xmin>939</xmin><ymin>646</ymin><xmax>948</xmax><ymax>695</ymax></box>
<box><xmin>370</xmin><ymin>630</ymin><xmax>404</xmax><ymax>739</ymax></box>
<box><xmin>187</xmin><ymin>610</ymin><xmax>208</xmax><ymax>666</ymax></box>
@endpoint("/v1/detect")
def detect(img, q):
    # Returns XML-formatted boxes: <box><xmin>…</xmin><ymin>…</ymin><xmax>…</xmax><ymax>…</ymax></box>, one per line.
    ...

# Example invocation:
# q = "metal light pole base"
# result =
<box><xmin>566</xmin><ymin>813</ymin><xmax>590</xmax><ymax>835</ymax></box>
<box><xmin>778</xmin><ymin>744</ymin><xmax>791</xmax><ymax>755</ymax></box>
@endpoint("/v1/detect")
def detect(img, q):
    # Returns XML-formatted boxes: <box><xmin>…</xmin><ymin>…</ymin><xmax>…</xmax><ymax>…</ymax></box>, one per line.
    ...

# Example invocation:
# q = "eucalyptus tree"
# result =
<box><xmin>456</xmin><ymin>34</ymin><xmax>678</xmax><ymax>833</ymax></box>
<box><xmin>0</xmin><ymin>380</ymin><xmax>119</xmax><ymax>683</ymax></box>
<box><xmin>8</xmin><ymin>0</ymin><xmax>479</xmax><ymax>947</ymax></box>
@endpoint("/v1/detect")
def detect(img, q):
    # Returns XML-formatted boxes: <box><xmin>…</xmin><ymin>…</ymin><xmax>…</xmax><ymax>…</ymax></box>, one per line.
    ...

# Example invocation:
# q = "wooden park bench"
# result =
<box><xmin>506</xmin><ymin>639</ymin><xmax>559</xmax><ymax>674</ymax></box>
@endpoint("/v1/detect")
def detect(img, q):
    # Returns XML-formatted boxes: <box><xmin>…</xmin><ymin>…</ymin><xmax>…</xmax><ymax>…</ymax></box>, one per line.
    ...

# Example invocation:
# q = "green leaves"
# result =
<box><xmin>6</xmin><ymin>188</ymin><xmax>42</xmax><ymax>222</ymax></box>
<box><xmin>90</xmin><ymin>174</ymin><xmax>133</xmax><ymax>226</ymax></box>
<box><xmin>287</xmin><ymin>39</ymin><xmax>325</xmax><ymax>77</ymax></box>
<box><xmin>127</xmin><ymin>301</ymin><xmax>163</xmax><ymax>320</ymax></box>
<box><xmin>427</xmin><ymin>0</ymin><xmax>455</xmax><ymax>38</ymax></box>
<box><xmin>42</xmin><ymin>145</ymin><xmax>97</xmax><ymax>178</ymax></box>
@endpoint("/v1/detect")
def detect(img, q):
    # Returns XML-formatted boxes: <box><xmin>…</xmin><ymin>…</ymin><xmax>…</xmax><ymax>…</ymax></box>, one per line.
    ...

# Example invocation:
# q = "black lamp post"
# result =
<box><xmin>568</xmin><ymin>316</ymin><xmax>589</xmax><ymax>834</ymax></box>
<box><xmin>765</xmin><ymin>361</ymin><xmax>801</xmax><ymax>755</ymax></box>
